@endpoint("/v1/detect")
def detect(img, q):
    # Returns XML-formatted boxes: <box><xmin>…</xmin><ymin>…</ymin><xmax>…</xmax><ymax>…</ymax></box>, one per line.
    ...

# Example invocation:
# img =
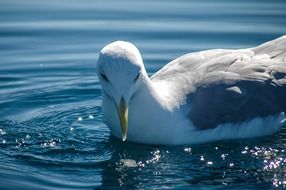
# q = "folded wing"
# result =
<box><xmin>151</xmin><ymin>36</ymin><xmax>286</xmax><ymax>129</ymax></box>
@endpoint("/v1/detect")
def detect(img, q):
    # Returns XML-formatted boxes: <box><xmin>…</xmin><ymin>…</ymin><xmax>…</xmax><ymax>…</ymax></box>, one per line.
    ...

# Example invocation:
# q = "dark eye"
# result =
<box><xmin>101</xmin><ymin>73</ymin><xmax>109</xmax><ymax>82</ymax></box>
<box><xmin>134</xmin><ymin>72</ymin><xmax>140</xmax><ymax>82</ymax></box>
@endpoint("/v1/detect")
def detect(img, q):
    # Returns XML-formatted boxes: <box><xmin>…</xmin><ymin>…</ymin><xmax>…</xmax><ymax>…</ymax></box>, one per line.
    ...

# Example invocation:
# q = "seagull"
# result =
<box><xmin>96</xmin><ymin>36</ymin><xmax>286</xmax><ymax>145</ymax></box>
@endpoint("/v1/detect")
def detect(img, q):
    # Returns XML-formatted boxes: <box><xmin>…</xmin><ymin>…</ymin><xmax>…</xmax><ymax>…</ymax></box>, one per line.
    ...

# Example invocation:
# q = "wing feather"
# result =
<box><xmin>151</xmin><ymin>35</ymin><xmax>286</xmax><ymax>129</ymax></box>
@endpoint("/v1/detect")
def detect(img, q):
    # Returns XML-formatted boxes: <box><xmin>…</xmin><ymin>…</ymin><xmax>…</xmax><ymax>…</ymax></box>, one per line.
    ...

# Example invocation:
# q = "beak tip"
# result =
<box><xmin>122</xmin><ymin>135</ymin><xmax>127</xmax><ymax>142</ymax></box>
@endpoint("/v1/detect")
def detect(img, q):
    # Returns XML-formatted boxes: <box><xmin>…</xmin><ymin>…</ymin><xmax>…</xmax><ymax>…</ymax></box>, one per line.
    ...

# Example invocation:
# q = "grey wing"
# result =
<box><xmin>152</xmin><ymin>35</ymin><xmax>286</xmax><ymax>130</ymax></box>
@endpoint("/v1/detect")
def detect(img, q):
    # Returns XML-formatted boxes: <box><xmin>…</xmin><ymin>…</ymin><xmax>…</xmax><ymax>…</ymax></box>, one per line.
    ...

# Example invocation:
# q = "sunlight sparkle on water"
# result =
<box><xmin>207</xmin><ymin>161</ymin><xmax>213</xmax><ymax>165</ymax></box>
<box><xmin>41</xmin><ymin>138</ymin><xmax>61</xmax><ymax>148</ymax></box>
<box><xmin>184</xmin><ymin>148</ymin><xmax>192</xmax><ymax>153</ymax></box>
<box><xmin>146</xmin><ymin>150</ymin><xmax>161</xmax><ymax>164</ymax></box>
<box><xmin>0</xmin><ymin>129</ymin><xmax>6</xmax><ymax>135</ymax></box>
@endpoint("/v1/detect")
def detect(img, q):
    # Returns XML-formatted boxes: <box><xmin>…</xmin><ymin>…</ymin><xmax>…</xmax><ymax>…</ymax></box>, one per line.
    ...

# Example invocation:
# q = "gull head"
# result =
<box><xmin>96</xmin><ymin>41</ymin><xmax>147</xmax><ymax>141</ymax></box>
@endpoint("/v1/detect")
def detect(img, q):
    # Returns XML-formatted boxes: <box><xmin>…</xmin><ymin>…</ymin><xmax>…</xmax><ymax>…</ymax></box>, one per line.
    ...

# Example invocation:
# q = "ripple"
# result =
<box><xmin>0</xmin><ymin>162</ymin><xmax>99</xmax><ymax>190</ymax></box>
<box><xmin>0</xmin><ymin>99</ymin><xmax>111</xmax><ymax>169</ymax></box>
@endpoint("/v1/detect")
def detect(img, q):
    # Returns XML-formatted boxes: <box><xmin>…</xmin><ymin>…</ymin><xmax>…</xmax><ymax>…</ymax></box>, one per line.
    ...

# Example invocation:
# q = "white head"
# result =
<box><xmin>96</xmin><ymin>41</ymin><xmax>148</xmax><ymax>141</ymax></box>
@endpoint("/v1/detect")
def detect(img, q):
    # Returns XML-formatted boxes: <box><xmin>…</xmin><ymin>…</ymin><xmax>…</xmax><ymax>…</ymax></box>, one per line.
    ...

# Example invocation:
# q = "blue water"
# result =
<box><xmin>1</xmin><ymin>0</ymin><xmax>286</xmax><ymax>189</ymax></box>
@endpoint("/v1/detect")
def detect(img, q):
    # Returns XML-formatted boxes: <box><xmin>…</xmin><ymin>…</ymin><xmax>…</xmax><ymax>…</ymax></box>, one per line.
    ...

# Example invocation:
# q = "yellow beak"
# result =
<box><xmin>118</xmin><ymin>97</ymin><xmax>128</xmax><ymax>142</ymax></box>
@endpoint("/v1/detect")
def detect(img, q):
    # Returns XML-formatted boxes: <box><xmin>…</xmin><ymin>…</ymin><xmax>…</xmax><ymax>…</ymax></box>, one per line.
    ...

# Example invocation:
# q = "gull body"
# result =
<box><xmin>96</xmin><ymin>36</ymin><xmax>286</xmax><ymax>145</ymax></box>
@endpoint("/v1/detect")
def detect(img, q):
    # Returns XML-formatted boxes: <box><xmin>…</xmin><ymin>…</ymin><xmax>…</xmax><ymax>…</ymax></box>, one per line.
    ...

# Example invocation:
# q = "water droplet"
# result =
<box><xmin>229</xmin><ymin>163</ymin><xmax>234</xmax><ymax>167</ymax></box>
<box><xmin>200</xmin><ymin>155</ymin><xmax>204</xmax><ymax>161</ymax></box>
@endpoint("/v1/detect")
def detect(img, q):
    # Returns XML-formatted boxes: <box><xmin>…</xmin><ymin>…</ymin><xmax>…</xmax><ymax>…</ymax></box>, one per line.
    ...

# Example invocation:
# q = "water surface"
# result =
<box><xmin>1</xmin><ymin>0</ymin><xmax>286</xmax><ymax>189</ymax></box>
